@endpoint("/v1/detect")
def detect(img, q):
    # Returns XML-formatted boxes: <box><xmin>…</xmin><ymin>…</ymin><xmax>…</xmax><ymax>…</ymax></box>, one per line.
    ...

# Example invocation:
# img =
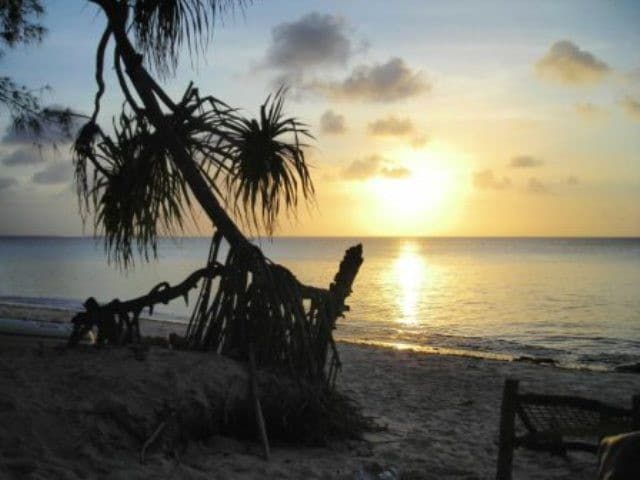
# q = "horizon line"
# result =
<box><xmin>1</xmin><ymin>234</ymin><xmax>639</xmax><ymax>240</ymax></box>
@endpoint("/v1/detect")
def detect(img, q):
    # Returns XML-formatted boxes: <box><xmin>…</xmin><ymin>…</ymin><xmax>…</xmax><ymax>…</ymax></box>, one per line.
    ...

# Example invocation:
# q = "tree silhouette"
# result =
<box><xmin>1</xmin><ymin>0</ymin><xmax>46</xmax><ymax>118</ymax></box>
<box><xmin>0</xmin><ymin>1</ymin><xmax>76</xmax><ymax>141</ymax></box>
<box><xmin>69</xmin><ymin>0</ymin><xmax>363</xmax><ymax>391</ymax></box>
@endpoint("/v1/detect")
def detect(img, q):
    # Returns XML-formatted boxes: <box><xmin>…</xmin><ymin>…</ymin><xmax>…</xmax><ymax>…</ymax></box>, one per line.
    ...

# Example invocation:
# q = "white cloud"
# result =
<box><xmin>342</xmin><ymin>154</ymin><xmax>411</xmax><ymax>180</ymax></box>
<box><xmin>32</xmin><ymin>162</ymin><xmax>73</xmax><ymax>185</ymax></box>
<box><xmin>574</xmin><ymin>102</ymin><xmax>607</xmax><ymax>120</ymax></box>
<box><xmin>311</xmin><ymin>57</ymin><xmax>430</xmax><ymax>102</ymax></box>
<box><xmin>368</xmin><ymin>116</ymin><xmax>413</xmax><ymax>136</ymax></box>
<box><xmin>2</xmin><ymin>147</ymin><xmax>45</xmax><ymax>166</ymax></box>
<box><xmin>0</xmin><ymin>177</ymin><xmax>18</xmax><ymax>190</ymax></box>
<box><xmin>319</xmin><ymin>109</ymin><xmax>346</xmax><ymax>134</ymax></box>
<box><xmin>536</xmin><ymin>40</ymin><xmax>609</xmax><ymax>85</ymax></box>
<box><xmin>264</xmin><ymin>12</ymin><xmax>359</xmax><ymax>71</ymax></box>
<box><xmin>620</xmin><ymin>96</ymin><xmax>640</xmax><ymax>120</ymax></box>
<box><xmin>509</xmin><ymin>155</ymin><xmax>544</xmax><ymax>168</ymax></box>
<box><xmin>526</xmin><ymin>177</ymin><xmax>551</xmax><ymax>194</ymax></box>
<box><xmin>473</xmin><ymin>169</ymin><xmax>511</xmax><ymax>190</ymax></box>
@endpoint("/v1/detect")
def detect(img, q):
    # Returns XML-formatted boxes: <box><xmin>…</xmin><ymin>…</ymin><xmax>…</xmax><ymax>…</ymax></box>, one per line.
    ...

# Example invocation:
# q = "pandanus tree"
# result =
<box><xmin>69</xmin><ymin>0</ymin><xmax>363</xmax><ymax>390</ymax></box>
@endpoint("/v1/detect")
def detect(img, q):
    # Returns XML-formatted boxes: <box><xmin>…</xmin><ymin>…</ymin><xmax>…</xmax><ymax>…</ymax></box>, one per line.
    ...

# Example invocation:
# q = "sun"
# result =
<box><xmin>366</xmin><ymin>148</ymin><xmax>459</xmax><ymax>232</ymax></box>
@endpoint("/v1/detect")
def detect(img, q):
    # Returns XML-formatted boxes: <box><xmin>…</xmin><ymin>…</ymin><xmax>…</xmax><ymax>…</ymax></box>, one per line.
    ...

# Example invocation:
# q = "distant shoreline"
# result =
<box><xmin>1</xmin><ymin>234</ymin><xmax>640</xmax><ymax>240</ymax></box>
<box><xmin>0</xmin><ymin>302</ymin><xmax>620</xmax><ymax>374</ymax></box>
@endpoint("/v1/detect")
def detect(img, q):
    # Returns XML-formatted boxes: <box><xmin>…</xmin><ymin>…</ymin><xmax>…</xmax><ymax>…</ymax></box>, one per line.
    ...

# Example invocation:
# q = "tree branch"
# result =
<box><xmin>114</xmin><ymin>47</ymin><xmax>142</xmax><ymax>114</ymax></box>
<box><xmin>90</xmin><ymin>25</ymin><xmax>112</xmax><ymax>124</ymax></box>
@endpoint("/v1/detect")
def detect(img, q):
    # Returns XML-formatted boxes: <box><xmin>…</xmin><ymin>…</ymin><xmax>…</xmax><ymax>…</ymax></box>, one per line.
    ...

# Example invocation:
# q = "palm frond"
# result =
<box><xmin>73</xmin><ymin>108</ymin><xmax>193</xmax><ymax>267</ymax></box>
<box><xmin>217</xmin><ymin>88</ymin><xmax>315</xmax><ymax>235</ymax></box>
<box><xmin>72</xmin><ymin>85</ymin><xmax>314</xmax><ymax>265</ymax></box>
<box><xmin>131</xmin><ymin>0</ymin><xmax>248</xmax><ymax>77</ymax></box>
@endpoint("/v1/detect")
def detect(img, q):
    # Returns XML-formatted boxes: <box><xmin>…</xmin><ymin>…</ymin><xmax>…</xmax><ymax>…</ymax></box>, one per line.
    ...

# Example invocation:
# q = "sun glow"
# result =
<box><xmin>367</xmin><ymin>148</ymin><xmax>460</xmax><ymax>233</ymax></box>
<box><xmin>393</xmin><ymin>242</ymin><xmax>426</xmax><ymax>325</ymax></box>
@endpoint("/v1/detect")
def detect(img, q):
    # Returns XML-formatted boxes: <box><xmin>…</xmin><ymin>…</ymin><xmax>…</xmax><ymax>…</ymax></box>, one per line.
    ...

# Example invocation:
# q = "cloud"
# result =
<box><xmin>564</xmin><ymin>175</ymin><xmax>580</xmax><ymax>185</ymax></box>
<box><xmin>319</xmin><ymin>109</ymin><xmax>346</xmax><ymax>134</ymax></box>
<box><xmin>526</xmin><ymin>177</ymin><xmax>551</xmax><ymax>194</ymax></box>
<box><xmin>536</xmin><ymin>40</ymin><xmax>610</xmax><ymax>85</ymax></box>
<box><xmin>472</xmin><ymin>169</ymin><xmax>511</xmax><ymax>190</ymax></box>
<box><xmin>2</xmin><ymin>147</ymin><xmax>45</xmax><ymax>166</ymax></box>
<box><xmin>264</xmin><ymin>12</ymin><xmax>357</xmax><ymax>71</ymax></box>
<box><xmin>368</xmin><ymin>116</ymin><xmax>413</xmax><ymax>136</ymax></box>
<box><xmin>32</xmin><ymin>162</ymin><xmax>73</xmax><ymax>185</ymax></box>
<box><xmin>509</xmin><ymin>155</ymin><xmax>544</xmax><ymax>168</ymax></box>
<box><xmin>620</xmin><ymin>96</ymin><xmax>640</xmax><ymax>120</ymax></box>
<box><xmin>574</xmin><ymin>102</ymin><xmax>606</xmax><ymax>120</ymax></box>
<box><xmin>410</xmin><ymin>134</ymin><xmax>429</xmax><ymax>149</ymax></box>
<box><xmin>342</xmin><ymin>155</ymin><xmax>382</xmax><ymax>180</ymax></box>
<box><xmin>380</xmin><ymin>166</ymin><xmax>410</xmax><ymax>179</ymax></box>
<box><xmin>627</xmin><ymin>66</ymin><xmax>640</xmax><ymax>83</ymax></box>
<box><xmin>311</xmin><ymin>57</ymin><xmax>430</xmax><ymax>102</ymax></box>
<box><xmin>3</xmin><ymin>123</ymin><xmax>69</xmax><ymax>145</ymax></box>
<box><xmin>367</xmin><ymin>116</ymin><xmax>428</xmax><ymax>148</ymax></box>
<box><xmin>2</xmin><ymin>107</ymin><xmax>82</xmax><ymax>145</ymax></box>
<box><xmin>342</xmin><ymin>154</ymin><xmax>410</xmax><ymax>180</ymax></box>
<box><xmin>0</xmin><ymin>177</ymin><xmax>17</xmax><ymax>190</ymax></box>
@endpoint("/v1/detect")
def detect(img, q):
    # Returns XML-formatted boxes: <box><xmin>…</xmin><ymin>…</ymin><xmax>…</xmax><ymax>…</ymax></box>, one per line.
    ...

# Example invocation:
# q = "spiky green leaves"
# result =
<box><xmin>219</xmin><ymin>89</ymin><xmax>314</xmax><ymax>235</ymax></box>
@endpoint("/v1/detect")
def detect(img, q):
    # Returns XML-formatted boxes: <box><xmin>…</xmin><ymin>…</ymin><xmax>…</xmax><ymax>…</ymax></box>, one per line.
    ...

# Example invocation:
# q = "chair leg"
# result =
<box><xmin>632</xmin><ymin>394</ymin><xmax>640</xmax><ymax>429</ymax></box>
<box><xmin>496</xmin><ymin>379</ymin><xmax>519</xmax><ymax>480</ymax></box>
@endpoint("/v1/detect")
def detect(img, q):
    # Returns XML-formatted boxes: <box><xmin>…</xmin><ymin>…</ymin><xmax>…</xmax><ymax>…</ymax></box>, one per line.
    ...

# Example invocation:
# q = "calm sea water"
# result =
<box><xmin>1</xmin><ymin>236</ymin><xmax>639</xmax><ymax>370</ymax></box>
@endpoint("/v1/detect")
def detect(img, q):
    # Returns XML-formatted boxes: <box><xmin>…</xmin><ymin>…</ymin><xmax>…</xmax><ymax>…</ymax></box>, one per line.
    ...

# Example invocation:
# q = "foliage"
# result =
<box><xmin>74</xmin><ymin>84</ymin><xmax>314</xmax><ymax>265</ymax></box>
<box><xmin>68</xmin><ymin>1</ymin><xmax>367</xmax><ymax>447</ymax></box>
<box><xmin>0</xmin><ymin>0</ymin><xmax>44</xmax><ymax>120</ymax></box>
<box><xmin>74</xmin><ymin>109</ymin><xmax>193</xmax><ymax>266</ymax></box>
<box><xmin>219</xmin><ymin>88</ymin><xmax>314</xmax><ymax>235</ymax></box>
<box><xmin>0</xmin><ymin>0</ymin><xmax>45</xmax><ymax>47</ymax></box>
<box><xmin>0</xmin><ymin>0</ymin><xmax>76</xmax><ymax>142</ymax></box>
<box><xmin>131</xmin><ymin>0</ymin><xmax>248</xmax><ymax>78</ymax></box>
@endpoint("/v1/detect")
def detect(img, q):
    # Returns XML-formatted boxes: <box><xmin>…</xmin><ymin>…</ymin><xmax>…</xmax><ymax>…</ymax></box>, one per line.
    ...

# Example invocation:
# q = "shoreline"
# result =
<box><xmin>0</xmin><ymin>302</ymin><xmax>631</xmax><ymax>374</ymax></box>
<box><xmin>336</xmin><ymin>339</ymin><xmax>616</xmax><ymax>373</ymax></box>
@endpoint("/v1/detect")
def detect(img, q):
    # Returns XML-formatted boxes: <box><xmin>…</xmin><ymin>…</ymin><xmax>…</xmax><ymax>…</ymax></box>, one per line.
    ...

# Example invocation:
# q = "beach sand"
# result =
<box><xmin>0</xmin><ymin>318</ymin><xmax>638</xmax><ymax>479</ymax></box>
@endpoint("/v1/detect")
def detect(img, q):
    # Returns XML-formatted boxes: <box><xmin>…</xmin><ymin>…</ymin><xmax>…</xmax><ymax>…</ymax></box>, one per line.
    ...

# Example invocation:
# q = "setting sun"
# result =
<box><xmin>366</xmin><ymin>148</ymin><xmax>462</xmax><ymax>233</ymax></box>
<box><xmin>1</xmin><ymin>2</ymin><xmax>639</xmax><ymax>478</ymax></box>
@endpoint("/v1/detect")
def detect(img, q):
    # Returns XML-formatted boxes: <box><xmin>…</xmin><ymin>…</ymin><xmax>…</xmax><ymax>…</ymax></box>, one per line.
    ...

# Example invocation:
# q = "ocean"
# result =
<box><xmin>1</xmin><ymin>236</ymin><xmax>638</xmax><ymax>371</ymax></box>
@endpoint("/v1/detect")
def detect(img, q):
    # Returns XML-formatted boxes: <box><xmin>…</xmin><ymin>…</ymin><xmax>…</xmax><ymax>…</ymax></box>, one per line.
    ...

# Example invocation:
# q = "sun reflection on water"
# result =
<box><xmin>393</xmin><ymin>242</ymin><xmax>426</xmax><ymax>325</ymax></box>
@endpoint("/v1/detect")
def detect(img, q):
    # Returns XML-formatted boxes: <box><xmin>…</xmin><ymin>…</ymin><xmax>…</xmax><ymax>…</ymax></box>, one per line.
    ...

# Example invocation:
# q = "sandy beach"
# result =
<box><xmin>1</xmin><ymin>0</ymin><xmax>638</xmax><ymax>477</ymax></box>
<box><xmin>1</xmin><ymin>315</ymin><xmax>638</xmax><ymax>480</ymax></box>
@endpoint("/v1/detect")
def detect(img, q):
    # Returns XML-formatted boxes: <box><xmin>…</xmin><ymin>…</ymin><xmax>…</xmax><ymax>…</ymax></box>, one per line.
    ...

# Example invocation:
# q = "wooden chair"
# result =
<box><xmin>495</xmin><ymin>378</ymin><xmax>640</xmax><ymax>480</ymax></box>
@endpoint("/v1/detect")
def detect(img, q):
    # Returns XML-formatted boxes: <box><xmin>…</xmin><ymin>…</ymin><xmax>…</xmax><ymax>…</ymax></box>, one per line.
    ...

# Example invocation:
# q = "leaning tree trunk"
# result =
<box><xmin>92</xmin><ymin>0</ymin><xmax>250</xmax><ymax>253</ymax></box>
<box><xmin>80</xmin><ymin>1</ymin><xmax>364</xmax><ymax>389</ymax></box>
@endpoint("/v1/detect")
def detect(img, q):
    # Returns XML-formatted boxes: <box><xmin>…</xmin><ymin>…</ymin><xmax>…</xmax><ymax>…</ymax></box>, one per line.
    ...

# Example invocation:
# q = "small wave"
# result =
<box><xmin>3</xmin><ymin>296</ymin><xmax>638</xmax><ymax>373</ymax></box>
<box><xmin>0</xmin><ymin>317</ymin><xmax>72</xmax><ymax>338</ymax></box>
<box><xmin>336</xmin><ymin>327</ymin><xmax>639</xmax><ymax>372</ymax></box>
<box><xmin>0</xmin><ymin>295</ymin><xmax>84</xmax><ymax>312</ymax></box>
<box><xmin>0</xmin><ymin>296</ymin><xmax>190</xmax><ymax>326</ymax></box>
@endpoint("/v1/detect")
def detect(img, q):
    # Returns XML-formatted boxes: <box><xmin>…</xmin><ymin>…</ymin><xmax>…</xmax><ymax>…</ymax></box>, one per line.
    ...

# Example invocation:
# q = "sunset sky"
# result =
<box><xmin>0</xmin><ymin>0</ymin><xmax>639</xmax><ymax>237</ymax></box>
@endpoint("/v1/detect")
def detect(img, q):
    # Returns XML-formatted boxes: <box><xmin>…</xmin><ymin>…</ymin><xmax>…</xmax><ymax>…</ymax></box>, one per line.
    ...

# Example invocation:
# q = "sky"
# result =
<box><xmin>0</xmin><ymin>0</ymin><xmax>639</xmax><ymax>237</ymax></box>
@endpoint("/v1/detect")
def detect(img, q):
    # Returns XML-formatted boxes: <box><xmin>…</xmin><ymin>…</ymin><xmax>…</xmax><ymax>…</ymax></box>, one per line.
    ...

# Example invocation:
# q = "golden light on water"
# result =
<box><xmin>393</xmin><ymin>242</ymin><xmax>426</xmax><ymax>325</ymax></box>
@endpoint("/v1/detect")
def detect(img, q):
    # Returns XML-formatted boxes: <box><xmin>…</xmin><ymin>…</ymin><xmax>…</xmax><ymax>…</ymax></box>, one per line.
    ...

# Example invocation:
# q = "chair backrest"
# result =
<box><xmin>516</xmin><ymin>391</ymin><xmax>635</xmax><ymax>439</ymax></box>
<box><xmin>496</xmin><ymin>378</ymin><xmax>640</xmax><ymax>480</ymax></box>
